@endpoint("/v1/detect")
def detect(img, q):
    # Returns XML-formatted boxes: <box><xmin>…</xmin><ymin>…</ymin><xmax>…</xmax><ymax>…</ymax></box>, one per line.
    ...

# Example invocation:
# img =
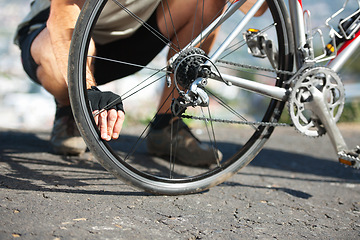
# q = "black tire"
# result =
<box><xmin>68</xmin><ymin>0</ymin><xmax>294</xmax><ymax>195</ymax></box>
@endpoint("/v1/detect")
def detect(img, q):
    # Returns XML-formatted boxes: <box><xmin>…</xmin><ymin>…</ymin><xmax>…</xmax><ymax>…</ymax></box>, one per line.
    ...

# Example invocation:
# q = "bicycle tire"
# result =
<box><xmin>68</xmin><ymin>0</ymin><xmax>294</xmax><ymax>195</ymax></box>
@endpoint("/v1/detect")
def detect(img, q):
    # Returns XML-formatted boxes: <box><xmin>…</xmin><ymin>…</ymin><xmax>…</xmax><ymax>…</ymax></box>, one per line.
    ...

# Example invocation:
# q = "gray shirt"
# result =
<box><xmin>14</xmin><ymin>0</ymin><xmax>160</xmax><ymax>45</ymax></box>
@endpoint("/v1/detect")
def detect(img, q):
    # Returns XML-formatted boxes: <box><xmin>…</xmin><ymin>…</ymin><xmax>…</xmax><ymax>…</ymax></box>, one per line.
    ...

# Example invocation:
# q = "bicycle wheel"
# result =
<box><xmin>68</xmin><ymin>0</ymin><xmax>294</xmax><ymax>195</ymax></box>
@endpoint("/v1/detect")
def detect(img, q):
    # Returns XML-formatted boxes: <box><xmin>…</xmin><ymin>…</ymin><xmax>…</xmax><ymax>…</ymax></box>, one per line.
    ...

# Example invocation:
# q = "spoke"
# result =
<box><xmin>88</xmin><ymin>55</ymin><xmax>169</xmax><ymax>74</ymax></box>
<box><xmin>93</xmin><ymin>69</ymin><xmax>167</xmax><ymax>117</ymax></box>
<box><xmin>169</xmin><ymin>117</ymin><xmax>178</xmax><ymax>179</ymax></box>
<box><xmin>111</xmin><ymin>0</ymin><xmax>179</xmax><ymax>53</ymax></box>
<box><xmin>201</xmin><ymin>107</ymin><xmax>221</xmax><ymax>166</ymax></box>
<box><xmin>123</xmin><ymin>119</ymin><xmax>152</xmax><ymax>162</ymax></box>
<box><xmin>121</xmin><ymin>73</ymin><xmax>166</xmax><ymax>101</ymax></box>
<box><xmin>205</xmin><ymin>88</ymin><xmax>258</xmax><ymax>130</ymax></box>
<box><xmin>196</xmin><ymin>0</ymin><xmax>240</xmax><ymax>49</ymax></box>
<box><xmin>124</xmin><ymin>87</ymin><xmax>176</xmax><ymax>162</ymax></box>
<box><xmin>218</xmin><ymin>23</ymin><xmax>277</xmax><ymax>61</ymax></box>
<box><xmin>191</xmin><ymin>0</ymin><xmax>202</xmax><ymax>42</ymax></box>
<box><xmin>160</xmin><ymin>0</ymin><xmax>180</xmax><ymax>49</ymax></box>
<box><xmin>169</xmin><ymin>87</ymin><xmax>177</xmax><ymax>179</ymax></box>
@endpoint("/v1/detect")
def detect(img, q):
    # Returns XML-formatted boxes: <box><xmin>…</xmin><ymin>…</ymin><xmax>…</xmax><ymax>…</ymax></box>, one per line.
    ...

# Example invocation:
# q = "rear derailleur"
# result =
<box><xmin>169</xmin><ymin>47</ymin><xmax>215</xmax><ymax>117</ymax></box>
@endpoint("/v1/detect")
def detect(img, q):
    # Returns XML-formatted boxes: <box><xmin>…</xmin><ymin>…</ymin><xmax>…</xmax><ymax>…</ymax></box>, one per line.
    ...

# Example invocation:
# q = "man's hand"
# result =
<box><xmin>87</xmin><ymin>87</ymin><xmax>125</xmax><ymax>141</ymax></box>
<box><xmin>93</xmin><ymin>109</ymin><xmax>125</xmax><ymax>141</ymax></box>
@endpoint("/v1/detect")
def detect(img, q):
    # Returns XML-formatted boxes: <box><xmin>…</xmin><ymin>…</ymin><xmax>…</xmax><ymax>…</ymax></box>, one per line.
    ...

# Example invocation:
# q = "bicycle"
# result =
<box><xmin>68</xmin><ymin>0</ymin><xmax>360</xmax><ymax>195</ymax></box>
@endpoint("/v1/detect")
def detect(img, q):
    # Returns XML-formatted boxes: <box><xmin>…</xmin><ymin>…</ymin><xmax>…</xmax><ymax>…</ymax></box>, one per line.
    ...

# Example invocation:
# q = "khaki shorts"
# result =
<box><xmin>18</xmin><ymin>9</ymin><xmax>166</xmax><ymax>86</ymax></box>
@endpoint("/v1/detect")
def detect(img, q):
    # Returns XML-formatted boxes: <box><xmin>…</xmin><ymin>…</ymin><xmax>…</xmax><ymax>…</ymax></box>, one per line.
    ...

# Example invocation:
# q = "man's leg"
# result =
<box><xmin>155</xmin><ymin>0</ymin><xmax>266</xmax><ymax>114</ymax></box>
<box><xmin>156</xmin><ymin>0</ymin><xmax>226</xmax><ymax>114</ymax></box>
<box><xmin>29</xmin><ymin>27</ymin><xmax>90</xmax><ymax>155</ymax></box>
<box><xmin>146</xmin><ymin>0</ymin><xmax>226</xmax><ymax>167</ymax></box>
<box><xmin>31</xmin><ymin>28</ymin><xmax>71</xmax><ymax>107</ymax></box>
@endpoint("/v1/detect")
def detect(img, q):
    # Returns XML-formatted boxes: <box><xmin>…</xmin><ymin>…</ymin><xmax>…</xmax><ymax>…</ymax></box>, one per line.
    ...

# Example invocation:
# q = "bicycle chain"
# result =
<box><xmin>177</xmin><ymin>59</ymin><xmax>294</xmax><ymax>127</ymax></box>
<box><xmin>180</xmin><ymin>59</ymin><xmax>294</xmax><ymax>127</ymax></box>
<box><xmin>183</xmin><ymin>114</ymin><xmax>360</xmax><ymax>169</ymax></box>
<box><xmin>181</xmin><ymin>114</ymin><xmax>291</xmax><ymax>127</ymax></box>
<box><xmin>188</xmin><ymin>60</ymin><xmax>359</xmax><ymax>168</ymax></box>
<box><xmin>216</xmin><ymin>59</ymin><xmax>295</xmax><ymax>76</ymax></box>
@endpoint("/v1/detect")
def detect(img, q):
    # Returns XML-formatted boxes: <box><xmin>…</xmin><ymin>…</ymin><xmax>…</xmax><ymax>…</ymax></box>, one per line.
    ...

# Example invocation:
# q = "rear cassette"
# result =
<box><xmin>173</xmin><ymin>47</ymin><xmax>207</xmax><ymax>88</ymax></box>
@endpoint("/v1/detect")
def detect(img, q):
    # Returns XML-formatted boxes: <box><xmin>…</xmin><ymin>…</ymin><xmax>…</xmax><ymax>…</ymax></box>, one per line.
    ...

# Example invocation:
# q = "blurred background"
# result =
<box><xmin>1</xmin><ymin>0</ymin><xmax>55</xmax><ymax>130</ymax></box>
<box><xmin>0</xmin><ymin>0</ymin><xmax>359</xmax><ymax>131</ymax></box>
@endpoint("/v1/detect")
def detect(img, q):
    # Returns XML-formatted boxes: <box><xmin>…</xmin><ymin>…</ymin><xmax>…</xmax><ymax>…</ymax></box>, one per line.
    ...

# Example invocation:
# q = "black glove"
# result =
<box><xmin>87</xmin><ymin>86</ymin><xmax>124</xmax><ymax>113</ymax></box>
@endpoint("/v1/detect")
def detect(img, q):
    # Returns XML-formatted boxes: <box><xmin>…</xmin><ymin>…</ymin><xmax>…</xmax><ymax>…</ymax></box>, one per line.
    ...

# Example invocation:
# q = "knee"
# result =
<box><xmin>31</xmin><ymin>28</ymin><xmax>53</xmax><ymax>67</ymax></box>
<box><xmin>30</xmin><ymin>28</ymin><xmax>69</xmax><ymax>103</ymax></box>
<box><xmin>31</xmin><ymin>28</ymin><xmax>64</xmax><ymax>84</ymax></box>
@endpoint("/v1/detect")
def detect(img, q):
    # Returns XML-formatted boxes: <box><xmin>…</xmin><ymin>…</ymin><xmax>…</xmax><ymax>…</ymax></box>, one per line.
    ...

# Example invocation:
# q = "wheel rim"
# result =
<box><xmin>68</xmin><ymin>0</ymin><xmax>293</xmax><ymax>194</ymax></box>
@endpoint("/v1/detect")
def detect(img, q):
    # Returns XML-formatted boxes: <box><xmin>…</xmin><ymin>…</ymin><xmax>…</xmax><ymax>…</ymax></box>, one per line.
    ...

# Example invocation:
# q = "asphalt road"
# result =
<box><xmin>0</xmin><ymin>124</ymin><xmax>359</xmax><ymax>239</ymax></box>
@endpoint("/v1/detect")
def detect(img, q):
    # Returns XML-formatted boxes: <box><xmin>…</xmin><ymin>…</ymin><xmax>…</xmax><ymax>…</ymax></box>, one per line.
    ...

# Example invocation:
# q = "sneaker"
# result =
<box><xmin>146</xmin><ymin>119</ymin><xmax>222</xmax><ymax>167</ymax></box>
<box><xmin>50</xmin><ymin>105</ymin><xmax>87</xmax><ymax>155</ymax></box>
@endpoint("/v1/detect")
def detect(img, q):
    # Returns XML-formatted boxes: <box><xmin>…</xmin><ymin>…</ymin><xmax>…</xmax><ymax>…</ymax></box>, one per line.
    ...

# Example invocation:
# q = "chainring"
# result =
<box><xmin>288</xmin><ymin>67</ymin><xmax>345</xmax><ymax>137</ymax></box>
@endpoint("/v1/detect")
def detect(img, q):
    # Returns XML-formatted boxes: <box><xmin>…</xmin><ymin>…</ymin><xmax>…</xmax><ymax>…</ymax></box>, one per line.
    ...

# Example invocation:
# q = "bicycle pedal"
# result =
<box><xmin>338</xmin><ymin>147</ymin><xmax>360</xmax><ymax>169</ymax></box>
<box><xmin>244</xmin><ymin>28</ymin><xmax>278</xmax><ymax>69</ymax></box>
<box><xmin>244</xmin><ymin>28</ymin><xmax>267</xmax><ymax>58</ymax></box>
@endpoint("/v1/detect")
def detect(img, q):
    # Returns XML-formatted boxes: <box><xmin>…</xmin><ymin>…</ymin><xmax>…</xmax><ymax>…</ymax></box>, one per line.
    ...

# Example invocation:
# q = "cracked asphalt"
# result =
<box><xmin>0</xmin><ymin>124</ymin><xmax>359</xmax><ymax>239</ymax></box>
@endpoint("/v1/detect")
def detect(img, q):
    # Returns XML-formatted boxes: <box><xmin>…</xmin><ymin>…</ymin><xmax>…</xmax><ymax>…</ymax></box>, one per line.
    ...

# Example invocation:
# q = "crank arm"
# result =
<box><xmin>306</xmin><ymin>85</ymin><xmax>347</xmax><ymax>152</ymax></box>
<box><xmin>305</xmin><ymin>86</ymin><xmax>359</xmax><ymax>168</ymax></box>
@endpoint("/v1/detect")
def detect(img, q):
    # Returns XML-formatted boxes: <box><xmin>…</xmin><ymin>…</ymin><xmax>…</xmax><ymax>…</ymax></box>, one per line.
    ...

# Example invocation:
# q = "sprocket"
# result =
<box><xmin>172</xmin><ymin>47</ymin><xmax>207</xmax><ymax>89</ymax></box>
<box><xmin>288</xmin><ymin>67</ymin><xmax>345</xmax><ymax>137</ymax></box>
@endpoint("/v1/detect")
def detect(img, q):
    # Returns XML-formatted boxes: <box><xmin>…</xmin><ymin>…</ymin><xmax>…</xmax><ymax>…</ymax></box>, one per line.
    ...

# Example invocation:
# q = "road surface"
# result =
<box><xmin>0</xmin><ymin>124</ymin><xmax>359</xmax><ymax>239</ymax></box>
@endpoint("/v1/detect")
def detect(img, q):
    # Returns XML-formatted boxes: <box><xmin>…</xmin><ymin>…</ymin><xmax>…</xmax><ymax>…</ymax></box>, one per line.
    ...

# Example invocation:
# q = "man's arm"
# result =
<box><xmin>46</xmin><ymin>0</ymin><xmax>125</xmax><ymax>141</ymax></box>
<box><xmin>47</xmin><ymin>0</ymin><xmax>95</xmax><ymax>88</ymax></box>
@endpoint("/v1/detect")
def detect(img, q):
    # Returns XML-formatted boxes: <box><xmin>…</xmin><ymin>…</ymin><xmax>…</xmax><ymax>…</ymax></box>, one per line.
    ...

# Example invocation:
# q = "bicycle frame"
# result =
<box><xmin>290</xmin><ymin>0</ymin><xmax>360</xmax><ymax>71</ymax></box>
<box><xmin>176</xmin><ymin>0</ymin><xmax>360</xmax><ymax>161</ymax></box>
<box><xmin>176</xmin><ymin>0</ymin><xmax>360</xmax><ymax>101</ymax></box>
<box><xmin>288</xmin><ymin>0</ymin><xmax>360</xmax><ymax>156</ymax></box>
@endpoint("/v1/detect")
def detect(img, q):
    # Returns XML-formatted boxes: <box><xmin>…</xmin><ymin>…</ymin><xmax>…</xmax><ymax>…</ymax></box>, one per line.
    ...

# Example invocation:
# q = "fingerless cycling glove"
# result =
<box><xmin>87</xmin><ymin>86</ymin><xmax>124</xmax><ymax>113</ymax></box>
